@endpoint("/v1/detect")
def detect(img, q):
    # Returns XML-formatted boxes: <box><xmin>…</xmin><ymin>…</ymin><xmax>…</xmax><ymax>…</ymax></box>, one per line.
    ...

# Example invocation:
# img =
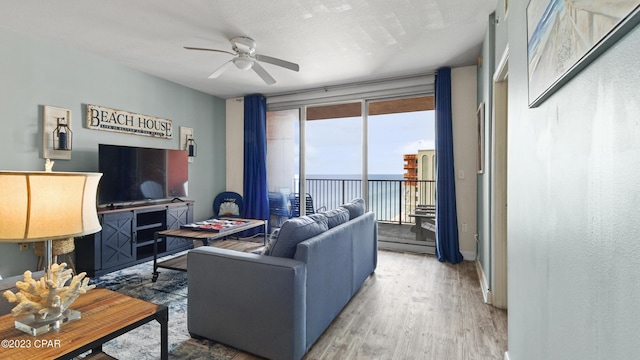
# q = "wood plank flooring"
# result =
<box><xmin>232</xmin><ymin>250</ymin><xmax>507</xmax><ymax>360</ymax></box>
<box><xmin>159</xmin><ymin>239</ymin><xmax>264</xmax><ymax>271</ymax></box>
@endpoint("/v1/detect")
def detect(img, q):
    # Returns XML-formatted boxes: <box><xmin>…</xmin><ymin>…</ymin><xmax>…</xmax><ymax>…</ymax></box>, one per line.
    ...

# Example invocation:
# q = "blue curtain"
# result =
<box><xmin>243</xmin><ymin>94</ymin><xmax>269</xmax><ymax>232</ymax></box>
<box><xmin>435</xmin><ymin>67</ymin><xmax>463</xmax><ymax>264</ymax></box>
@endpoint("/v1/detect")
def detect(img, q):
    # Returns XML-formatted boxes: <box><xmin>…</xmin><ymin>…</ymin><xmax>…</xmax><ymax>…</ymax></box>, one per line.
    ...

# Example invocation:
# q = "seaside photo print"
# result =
<box><xmin>527</xmin><ymin>0</ymin><xmax>640</xmax><ymax>107</ymax></box>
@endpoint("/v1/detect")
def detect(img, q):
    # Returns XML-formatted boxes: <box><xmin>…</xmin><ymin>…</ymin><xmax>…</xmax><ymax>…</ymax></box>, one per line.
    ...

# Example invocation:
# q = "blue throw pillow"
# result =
<box><xmin>267</xmin><ymin>213</ymin><xmax>328</xmax><ymax>258</ymax></box>
<box><xmin>320</xmin><ymin>207</ymin><xmax>349</xmax><ymax>228</ymax></box>
<box><xmin>339</xmin><ymin>198</ymin><xmax>365</xmax><ymax>220</ymax></box>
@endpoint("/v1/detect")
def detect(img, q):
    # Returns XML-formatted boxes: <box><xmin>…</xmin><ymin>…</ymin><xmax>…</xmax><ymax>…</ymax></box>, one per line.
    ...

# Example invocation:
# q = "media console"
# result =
<box><xmin>75</xmin><ymin>200</ymin><xmax>194</xmax><ymax>277</ymax></box>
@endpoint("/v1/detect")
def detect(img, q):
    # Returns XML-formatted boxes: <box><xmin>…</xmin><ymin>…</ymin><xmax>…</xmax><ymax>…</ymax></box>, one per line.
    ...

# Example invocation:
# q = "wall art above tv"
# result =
<box><xmin>86</xmin><ymin>104</ymin><xmax>173</xmax><ymax>139</ymax></box>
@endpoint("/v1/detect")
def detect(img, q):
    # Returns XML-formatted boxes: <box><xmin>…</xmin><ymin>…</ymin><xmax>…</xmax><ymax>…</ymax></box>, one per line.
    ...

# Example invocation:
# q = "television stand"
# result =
<box><xmin>76</xmin><ymin>200</ymin><xmax>194</xmax><ymax>277</ymax></box>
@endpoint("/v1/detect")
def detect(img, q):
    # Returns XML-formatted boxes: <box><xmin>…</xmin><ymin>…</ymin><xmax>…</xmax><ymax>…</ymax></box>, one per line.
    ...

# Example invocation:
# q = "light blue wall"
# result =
<box><xmin>476</xmin><ymin>13</ymin><xmax>495</xmax><ymax>293</ymax></box>
<box><xmin>0</xmin><ymin>28</ymin><xmax>227</xmax><ymax>277</ymax></box>
<box><xmin>505</xmin><ymin>2</ymin><xmax>640</xmax><ymax>359</ymax></box>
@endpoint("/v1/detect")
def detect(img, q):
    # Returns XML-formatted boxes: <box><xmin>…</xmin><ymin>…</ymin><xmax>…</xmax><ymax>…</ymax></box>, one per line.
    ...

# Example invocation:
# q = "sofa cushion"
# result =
<box><xmin>339</xmin><ymin>198</ymin><xmax>365</xmax><ymax>220</ymax></box>
<box><xmin>267</xmin><ymin>213</ymin><xmax>328</xmax><ymax>258</ymax></box>
<box><xmin>320</xmin><ymin>207</ymin><xmax>350</xmax><ymax>229</ymax></box>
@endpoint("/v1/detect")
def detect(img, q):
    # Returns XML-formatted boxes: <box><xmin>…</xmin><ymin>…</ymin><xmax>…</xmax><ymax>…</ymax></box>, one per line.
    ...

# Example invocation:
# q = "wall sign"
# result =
<box><xmin>86</xmin><ymin>104</ymin><xmax>173</xmax><ymax>139</ymax></box>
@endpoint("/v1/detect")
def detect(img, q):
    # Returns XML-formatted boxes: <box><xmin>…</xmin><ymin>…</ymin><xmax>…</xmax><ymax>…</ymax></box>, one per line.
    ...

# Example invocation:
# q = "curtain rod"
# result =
<box><xmin>267</xmin><ymin>72</ymin><xmax>436</xmax><ymax>99</ymax></box>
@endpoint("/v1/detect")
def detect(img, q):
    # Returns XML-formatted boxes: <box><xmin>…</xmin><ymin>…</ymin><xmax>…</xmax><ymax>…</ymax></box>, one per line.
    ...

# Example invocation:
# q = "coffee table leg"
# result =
<box><xmin>152</xmin><ymin>232</ymin><xmax>159</xmax><ymax>282</ymax></box>
<box><xmin>91</xmin><ymin>344</ymin><xmax>103</xmax><ymax>354</ymax></box>
<box><xmin>158</xmin><ymin>307</ymin><xmax>169</xmax><ymax>360</ymax></box>
<box><xmin>263</xmin><ymin>220</ymin><xmax>268</xmax><ymax>245</ymax></box>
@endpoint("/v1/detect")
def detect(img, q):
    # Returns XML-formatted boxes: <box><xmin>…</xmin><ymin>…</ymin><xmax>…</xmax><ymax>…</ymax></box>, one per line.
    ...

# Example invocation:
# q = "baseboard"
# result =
<box><xmin>377</xmin><ymin>244</ymin><xmax>476</xmax><ymax>261</ymax></box>
<box><xmin>505</xmin><ymin>350</ymin><xmax>511</xmax><ymax>360</ymax></box>
<box><xmin>461</xmin><ymin>250</ymin><xmax>476</xmax><ymax>261</ymax></box>
<box><xmin>475</xmin><ymin>259</ymin><xmax>492</xmax><ymax>304</ymax></box>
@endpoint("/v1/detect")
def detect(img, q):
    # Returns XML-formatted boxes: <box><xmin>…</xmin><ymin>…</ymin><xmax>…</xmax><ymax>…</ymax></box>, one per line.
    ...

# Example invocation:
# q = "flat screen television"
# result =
<box><xmin>98</xmin><ymin>144</ymin><xmax>189</xmax><ymax>206</ymax></box>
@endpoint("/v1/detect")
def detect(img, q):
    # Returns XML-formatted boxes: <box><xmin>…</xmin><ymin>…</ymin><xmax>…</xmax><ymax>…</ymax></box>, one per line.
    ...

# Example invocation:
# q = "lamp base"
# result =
<box><xmin>14</xmin><ymin>309</ymin><xmax>81</xmax><ymax>336</ymax></box>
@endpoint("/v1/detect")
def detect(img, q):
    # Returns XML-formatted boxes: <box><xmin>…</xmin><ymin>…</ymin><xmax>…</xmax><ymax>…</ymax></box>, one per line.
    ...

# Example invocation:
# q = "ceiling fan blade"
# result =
<box><xmin>255</xmin><ymin>54</ymin><xmax>300</xmax><ymax>72</ymax></box>
<box><xmin>184</xmin><ymin>46</ymin><xmax>235</xmax><ymax>56</ymax></box>
<box><xmin>208</xmin><ymin>60</ymin><xmax>234</xmax><ymax>78</ymax></box>
<box><xmin>252</xmin><ymin>62</ymin><xmax>276</xmax><ymax>85</ymax></box>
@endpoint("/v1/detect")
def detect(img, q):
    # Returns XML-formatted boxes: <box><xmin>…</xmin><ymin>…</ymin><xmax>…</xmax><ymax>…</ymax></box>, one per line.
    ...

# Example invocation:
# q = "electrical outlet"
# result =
<box><xmin>19</xmin><ymin>243</ymin><xmax>29</xmax><ymax>251</ymax></box>
<box><xmin>461</xmin><ymin>223</ymin><xmax>468</xmax><ymax>232</ymax></box>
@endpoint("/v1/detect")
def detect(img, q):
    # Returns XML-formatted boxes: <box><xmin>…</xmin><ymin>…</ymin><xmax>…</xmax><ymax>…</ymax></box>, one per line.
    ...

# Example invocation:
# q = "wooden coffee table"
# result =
<box><xmin>0</xmin><ymin>288</ymin><xmax>168</xmax><ymax>360</ymax></box>
<box><xmin>152</xmin><ymin>218</ymin><xmax>267</xmax><ymax>282</ymax></box>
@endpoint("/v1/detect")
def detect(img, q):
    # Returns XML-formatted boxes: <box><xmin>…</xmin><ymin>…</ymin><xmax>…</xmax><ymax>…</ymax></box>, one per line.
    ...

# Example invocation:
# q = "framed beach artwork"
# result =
<box><xmin>527</xmin><ymin>0</ymin><xmax>640</xmax><ymax>107</ymax></box>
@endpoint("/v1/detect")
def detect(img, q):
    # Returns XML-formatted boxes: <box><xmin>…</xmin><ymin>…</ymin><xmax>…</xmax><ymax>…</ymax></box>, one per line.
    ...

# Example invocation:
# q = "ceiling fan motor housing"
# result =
<box><xmin>231</xmin><ymin>36</ymin><xmax>256</xmax><ymax>55</ymax></box>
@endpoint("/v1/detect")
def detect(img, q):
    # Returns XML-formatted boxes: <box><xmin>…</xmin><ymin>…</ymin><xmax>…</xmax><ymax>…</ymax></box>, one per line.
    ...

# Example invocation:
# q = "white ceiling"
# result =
<box><xmin>0</xmin><ymin>0</ymin><xmax>497</xmax><ymax>99</ymax></box>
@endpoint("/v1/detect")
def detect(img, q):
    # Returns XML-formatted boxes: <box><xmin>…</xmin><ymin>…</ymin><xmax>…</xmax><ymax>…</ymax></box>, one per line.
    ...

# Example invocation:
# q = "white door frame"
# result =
<box><xmin>491</xmin><ymin>46</ymin><xmax>509</xmax><ymax>309</ymax></box>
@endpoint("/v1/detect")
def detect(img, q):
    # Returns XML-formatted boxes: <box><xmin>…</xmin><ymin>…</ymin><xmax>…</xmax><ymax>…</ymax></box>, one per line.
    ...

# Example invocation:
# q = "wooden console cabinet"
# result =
<box><xmin>76</xmin><ymin>201</ymin><xmax>194</xmax><ymax>277</ymax></box>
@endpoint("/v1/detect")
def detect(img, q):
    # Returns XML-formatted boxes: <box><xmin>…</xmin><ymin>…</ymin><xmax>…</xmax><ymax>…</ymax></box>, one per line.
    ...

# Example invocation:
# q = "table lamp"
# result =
<box><xmin>0</xmin><ymin>169</ymin><xmax>102</xmax><ymax>335</ymax></box>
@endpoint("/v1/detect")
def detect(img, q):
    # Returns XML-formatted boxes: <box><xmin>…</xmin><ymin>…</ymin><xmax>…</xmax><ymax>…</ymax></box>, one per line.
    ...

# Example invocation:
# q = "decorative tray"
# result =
<box><xmin>180</xmin><ymin>219</ymin><xmax>248</xmax><ymax>232</ymax></box>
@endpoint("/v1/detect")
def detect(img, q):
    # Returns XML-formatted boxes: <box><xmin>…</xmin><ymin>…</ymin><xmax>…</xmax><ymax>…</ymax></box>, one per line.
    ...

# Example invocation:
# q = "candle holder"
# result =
<box><xmin>187</xmin><ymin>136</ymin><xmax>197</xmax><ymax>157</ymax></box>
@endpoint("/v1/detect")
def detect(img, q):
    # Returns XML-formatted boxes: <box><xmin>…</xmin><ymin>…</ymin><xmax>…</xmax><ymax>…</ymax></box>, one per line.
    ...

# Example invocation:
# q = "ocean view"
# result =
<box><xmin>298</xmin><ymin>174</ymin><xmax>431</xmax><ymax>223</ymax></box>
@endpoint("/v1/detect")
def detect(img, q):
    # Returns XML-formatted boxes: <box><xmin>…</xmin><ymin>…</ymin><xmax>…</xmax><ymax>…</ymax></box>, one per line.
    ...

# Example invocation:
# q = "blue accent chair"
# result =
<box><xmin>213</xmin><ymin>191</ymin><xmax>243</xmax><ymax>218</ymax></box>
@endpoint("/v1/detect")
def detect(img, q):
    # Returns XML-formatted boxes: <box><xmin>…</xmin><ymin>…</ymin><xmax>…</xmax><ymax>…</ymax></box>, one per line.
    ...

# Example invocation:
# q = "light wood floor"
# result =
<box><xmin>233</xmin><ymin>250</ymin><xmax>508</xmax><ymax>360</ymax></box>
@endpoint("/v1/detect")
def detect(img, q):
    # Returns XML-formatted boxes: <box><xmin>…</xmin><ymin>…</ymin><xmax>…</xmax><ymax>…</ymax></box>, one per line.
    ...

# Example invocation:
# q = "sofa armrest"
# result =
<box><xmin>187</xmin><ymin>247</ymin><xmax>307</xmax><ymax>360</ymax></box>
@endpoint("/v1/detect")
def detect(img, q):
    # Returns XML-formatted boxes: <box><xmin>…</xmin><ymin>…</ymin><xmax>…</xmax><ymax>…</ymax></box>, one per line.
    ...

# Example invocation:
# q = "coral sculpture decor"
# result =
<box><xmin>3</xmin><ymin>263</ymin><xmax>95</xmax><ymax>321</ymax></box>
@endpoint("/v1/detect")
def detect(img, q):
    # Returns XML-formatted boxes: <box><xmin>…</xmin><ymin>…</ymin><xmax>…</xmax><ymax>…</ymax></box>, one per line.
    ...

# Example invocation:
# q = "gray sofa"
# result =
<box><xmin>187</xmin><ymin>200</ymin><xmax>378</xmax><ymax>360</ymax></box>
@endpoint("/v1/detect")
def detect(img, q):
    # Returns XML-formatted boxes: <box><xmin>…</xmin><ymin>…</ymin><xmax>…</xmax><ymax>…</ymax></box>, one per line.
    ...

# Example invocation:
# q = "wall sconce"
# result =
<box><xmin>53</xmin><ymin>117</ymin><xmax>72</xmax><ymax>151</ymax></box>
<box><xmin>187</xmin><ymin>135</ymin><xmax>197</xmax><ymax>157</ymax></box>
<box><xmin>180</xmin><ymin>126</ymin><xmax>195</xmax><ymax>162</ymax></box>
<box><xmin>43</xmin><ymin>106</ymin><xmax>72</xmax><ymax>160</ymax></box>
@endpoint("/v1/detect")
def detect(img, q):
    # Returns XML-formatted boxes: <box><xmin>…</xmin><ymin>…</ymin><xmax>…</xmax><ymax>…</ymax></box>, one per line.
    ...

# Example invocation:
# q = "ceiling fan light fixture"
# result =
<box><xmin>185</xmin><ymin>36</ymin><xmax>298</xmax><ymax>84</ymax></box>
<box><xmin>233</xmin><ymin>56</ymin><xmax>253</xmax><ymax>70</ymax></box>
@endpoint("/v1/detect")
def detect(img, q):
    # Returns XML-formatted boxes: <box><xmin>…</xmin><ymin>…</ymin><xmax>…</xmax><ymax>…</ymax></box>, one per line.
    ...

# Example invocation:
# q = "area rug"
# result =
<box><xmin>85</xmin><ymin>250</ymin><xmax>242</xmax><ymax>360</ymax></box>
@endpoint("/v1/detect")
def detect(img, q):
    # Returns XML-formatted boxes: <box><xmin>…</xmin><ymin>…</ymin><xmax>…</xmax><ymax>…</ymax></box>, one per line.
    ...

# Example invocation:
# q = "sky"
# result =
<box><xmin>303</xmin><ymin>110</ymin><xmax>435</xmax><ymax>176</ymax></box>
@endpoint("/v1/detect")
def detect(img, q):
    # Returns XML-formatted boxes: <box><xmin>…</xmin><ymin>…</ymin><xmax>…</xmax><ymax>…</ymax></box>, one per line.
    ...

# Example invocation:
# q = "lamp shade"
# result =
<box><xmin>0</xmin><ymin>171</ymin><xmax>102</xmax><ymax>242</ymax></box>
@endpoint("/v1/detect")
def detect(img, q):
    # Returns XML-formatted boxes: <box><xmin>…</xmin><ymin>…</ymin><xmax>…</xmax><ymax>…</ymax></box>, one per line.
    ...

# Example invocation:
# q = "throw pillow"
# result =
<box><xmin>260</xmin><ymin>228</ymin><xmax>280</xmax><ymax>256</ymax></box>
<box><xmin>339</xmin><ymin>198</ymin><xmax>365</xmax><ymax>220</ymax></box>
<box><xmin>267</xmin><ymin>213</ymin><xmax>328</xmax><ymax>258</ymax></box>
<box><xmin>320</xmin><ymin>207</ymin><xmax>350</xmax><ymax>228</ymax></box>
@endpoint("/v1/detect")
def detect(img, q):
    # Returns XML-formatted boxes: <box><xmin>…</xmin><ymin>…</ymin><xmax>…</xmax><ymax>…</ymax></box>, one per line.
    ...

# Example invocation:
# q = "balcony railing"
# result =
<box><xmin>305</xmin><ymin>178</ymin><xmax>436</xmax><ymax>224</ymax></box>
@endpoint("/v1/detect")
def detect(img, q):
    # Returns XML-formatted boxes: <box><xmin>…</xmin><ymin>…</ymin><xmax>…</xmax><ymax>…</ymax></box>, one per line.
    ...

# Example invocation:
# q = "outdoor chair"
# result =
<box><xmin>410</xmin><ymin>204</ymin><xmax>436</xmax><ymax>242</ymax></box>
<box><xmin>289</xmin><ymin>193</ymin><xmax>326</xmax><ymax>218</ymax></box>
<box><xmin>269</xmin><ymin>191</ymin><xmax>290</xmax><ymax>227</ymax></box>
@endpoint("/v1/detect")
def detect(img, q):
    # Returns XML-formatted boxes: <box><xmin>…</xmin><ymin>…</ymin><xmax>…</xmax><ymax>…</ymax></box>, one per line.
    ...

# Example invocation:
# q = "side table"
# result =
<box><xmin>0</xmin><ymin>288</ymin><xmax>168</xmax><ymax>360</ymax></box>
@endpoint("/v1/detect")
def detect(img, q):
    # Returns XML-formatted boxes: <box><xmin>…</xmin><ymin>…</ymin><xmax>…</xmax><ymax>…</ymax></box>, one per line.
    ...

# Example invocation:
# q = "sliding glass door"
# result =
<box><xmin>265</xmin><ymin>109</ymin><xmax>300</xmax><ymax>225</ymax></box>
<box><xmin>367</xmin><ymin>97</ymin><xmax>435</xmax><ymax>224</ymax></box>
<box><xmin>266</xmin><ymin>96</ymin><xmax>434</xmax><ymax>228</ymax></box>
<box><xmin>304</xmin><ymin>102</ymin><xmax>363</xmax><ymax>212</ymax></box>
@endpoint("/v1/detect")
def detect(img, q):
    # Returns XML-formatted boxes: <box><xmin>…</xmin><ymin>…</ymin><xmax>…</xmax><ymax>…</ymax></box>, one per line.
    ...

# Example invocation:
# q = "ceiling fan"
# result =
<box><xmin>185</xmin><ymin>36</ymin><xmax>299</xmax><ymax>85</ymax></box>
